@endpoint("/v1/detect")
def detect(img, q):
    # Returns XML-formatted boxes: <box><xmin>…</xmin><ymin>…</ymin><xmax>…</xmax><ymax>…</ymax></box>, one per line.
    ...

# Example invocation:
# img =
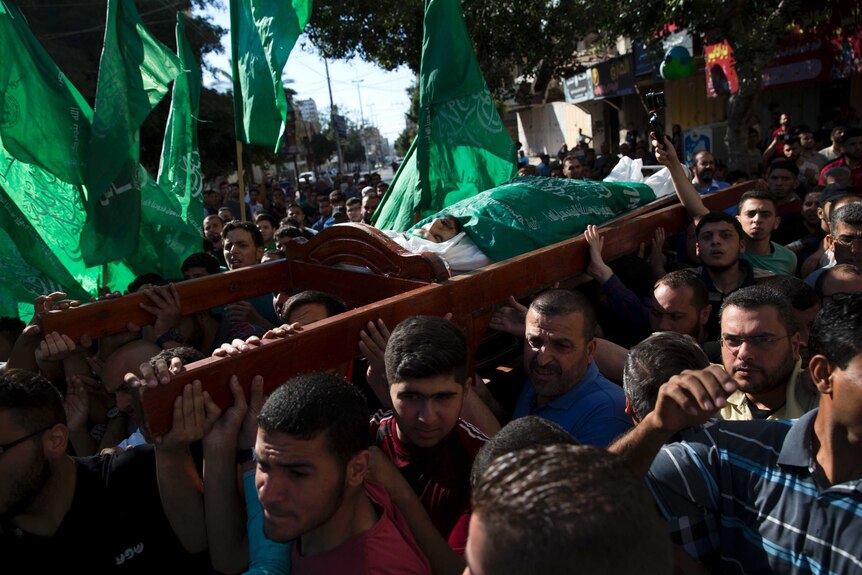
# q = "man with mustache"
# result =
<box><xmin>691</xmin><ymin>151</ymin><xmax>729</xmax><ymax>194</ymax></box>
<box><xmin>513</xmin><ymin>289</ymin><xmax>632</xmax><ymax>446</ymax></box>
<box><xmin>716</xmin><ymin>285</ymin><xmax>817</xmax><ymax>420</ymax></box>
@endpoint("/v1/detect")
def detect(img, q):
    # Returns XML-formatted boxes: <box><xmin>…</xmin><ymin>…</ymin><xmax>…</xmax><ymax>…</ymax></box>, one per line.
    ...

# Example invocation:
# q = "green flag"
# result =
<box><xmin>373</xmin><ymin>0</ymin><xmax>517</xmax><ymax>231</ymax></box>
<box><xmin>0</xmin><ymin>0</ymin><xmax>91</xmax><ymax>185</ymax></box>
<box><xmin>83</xmin><ymin>0</ymin><xmax>181</xmax><ymax>265</ymax></box>
<box><xmin>0</xmin><ymin>141</ymin><xmax>137</xmax><ymax>304</ymax></box>
<box><xmin>141</xmin><ymin>11</ymin><xmax>204</xmax><ymax>279</ymax></box>
<box><xmin>230</xmin><ymin>0</ymin><xmax>312</xmax><ymax>150</ymax></box>
<box><xmin>157</xmin><ymin>13</ymin><xmax>204</xmax><ymax>234</ymax></box>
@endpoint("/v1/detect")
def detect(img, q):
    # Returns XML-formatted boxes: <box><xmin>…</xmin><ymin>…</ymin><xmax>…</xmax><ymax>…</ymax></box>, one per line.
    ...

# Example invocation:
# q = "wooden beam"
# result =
<box><xmin>134</xmin><ymin>180</ymin><xmax>753</xmax><ymax>438</ymax></box>
<box><xmin>40</xmin><ymin>259</ymin><xmax>430</xmax><ymax>342</ymax></box>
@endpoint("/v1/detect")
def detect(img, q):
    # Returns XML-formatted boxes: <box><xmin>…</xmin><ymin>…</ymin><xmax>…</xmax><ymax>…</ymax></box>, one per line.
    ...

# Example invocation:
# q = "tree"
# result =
<box><xmin>16</xmin><ymin>0</ymin><xmax>232</xmax><ymax>175</ymax></box>
<box><xmin>306</xmin><ymin>0</ymin><xmax>585</xmax><ymax>102</ymax></box>
<box><xmin>569</xmin><ymin>0</ymin><xmax>854</xmax><ymax>170</ymax></box>
<box><xmin>307</xmin><ymin>132</ymin><xmax>337</xmax><ymax>167</ymax></box>
<box><xmin>394</xmin><ymin>81</ymin><xmax>419</xmax><ymax>155</ymax></box>
<box><xmin>342</xmin><ymin>123</ymin><xmax>367</xmax><ymax>166</ymax></box>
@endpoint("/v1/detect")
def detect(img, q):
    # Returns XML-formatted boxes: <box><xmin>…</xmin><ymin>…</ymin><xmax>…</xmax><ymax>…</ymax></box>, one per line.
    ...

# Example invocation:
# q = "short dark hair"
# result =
<box><xmin>181</xmin><ymin>252</ymin><xmax>221</xmax><ymax>276</ymax></box>
<box><xmin>809</xmin><ymin>293</ymin><xmax>862</xmax><ymax>370</ymax></box>
<box><xmin>470</xmin><ymin>416</ymin><xmax>577</xmax><ymax>486</ymax></box>
<box><xmin>830</xmin><ymin>201</ymin><xmax>862</xmax><ymax>232</ymax></box>
<box><xmin>0</xmin><ymin>316</ymin><xmax>26</xmax><ymax>339</ymax></box>
<box><xmin>258</xmin><ymin>372</ymin><xmax>369</xmax><ymax>465</ymax></box>
<box><xmin>529</xmin><ymin>289</ymin><xmax>596</xmax><ymax>341</ymax></box>
<box><xmin>471</xmin><ymin>444</ymin><xmax>673</xmax><ymax>575</ymax></box>
<box><xmin>275</xmin><ymin>224</ymin><xmax>314</xmax><ymax>241</ymax></box>
<box><xmin>563</xmin><ymin>154</ymin><xmax>582</xmax><ymax>166</ymax></box>
<box><xmin>127</xmin><ymin>273</ymin><xmax>164</xmax><ymax>293</ymax></box>
<box><xmin>767</xmin><ymin>158</ymin><xmax>800</xmax><ymax>177</ymax></box>
<box><xmin>223</xmin><ymin>220</ymin><xmax>264</xmax><ymax>247</ymax></box>
<box><xmin>815</xmin><ymin>264</ymin><xmax>862</xmax><ymax>299</ymax></box>
<box><xmin>623</xmin><ymin>332</ymin><xmax>709</xmax><ymax>421</ymax></box>
<box><xmin>254</xmin><ymin>213</ymin><xmax>278</xmax><ymax>227</ymax></box>
<box><xmin>148</xmin><ymin>346</ymin><xmax>206</xmax><ymax>370</ymax></box>
<box><xmin>838</xmin><ymin>127</ymin><xmax>862</xmax><ymax>143</ymax></box>
<box><xmin>0</xmin><ymin>369</ymin><xmax>66</xmax><ymax>431</ymax></box>
<box><xmin>328</xmin><ymin>190</ymin><xmax>346</xmax><ymax>202</ymax></box>
<box><xmin>720</xmin><ymin>285</ymin><xmax>797</xmax><ymax>336</ymax></box>
<box><xmin>435</xmin><ymin>214</ymin><xmax>463</xmax><ymax>235</ymax></box>
<box><xmin>385</xmin><ymin>316</ymin><xmax>469</xmax><ymax>386</ymax></box>
<box><xmin>738</xmin><ymin>189</ymin><xmax>778</xmax><ymax>212</ymax></box>
<box><xmin>761</xmin><ymin>275</ymin><xmax>818</xmax><ymax>311</ymax></box>
<box><xmin>281</xmin><ymin>290</ymin><xmax>347</xmax><ymax>324</ymax></box>
<box><xmin>654</xmin><ymin>270</ymin><xmax>709</xmax><ymax>311</ymax></box>
<box><xmin>695</xmin><ymin>211</ymin><xmax>744</xmax><ymax>241</ymax></box>
<box><xmin>346</xmin><ymin>197</ymin><xmax>361</xmax><ymax>208</ymax></box>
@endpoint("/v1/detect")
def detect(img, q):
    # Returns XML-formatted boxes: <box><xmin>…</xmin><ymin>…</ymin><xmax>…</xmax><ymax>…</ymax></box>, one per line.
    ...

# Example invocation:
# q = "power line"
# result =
<box><xmin>42</xmin><ymin>1</ymin><xmax>188</xmax><ymax>39</ymax></box>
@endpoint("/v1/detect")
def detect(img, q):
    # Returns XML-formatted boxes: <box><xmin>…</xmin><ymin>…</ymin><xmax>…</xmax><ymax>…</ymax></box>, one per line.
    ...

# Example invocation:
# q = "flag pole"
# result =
<box><xmin>236</xmin><ymin>139</ymin><xmax>247</xmax><ymax>221</ymax></box>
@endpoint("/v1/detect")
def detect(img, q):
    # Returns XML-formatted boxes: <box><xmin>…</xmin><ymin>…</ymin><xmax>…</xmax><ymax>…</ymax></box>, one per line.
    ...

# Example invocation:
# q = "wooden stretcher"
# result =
<box><xmin>41</xmin><ymin>181</ymin><xmax>752</xmax><ymax>438</ymax></box>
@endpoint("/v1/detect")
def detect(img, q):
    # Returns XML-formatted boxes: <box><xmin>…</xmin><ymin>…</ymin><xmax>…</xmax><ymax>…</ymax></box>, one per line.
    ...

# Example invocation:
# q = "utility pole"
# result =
<box><xmin>352</xmin><ymin>79</ymin><xmax>369</xmax><ymax>173</ymax></box>
<box><xmin>324</xmin><ymin>58</ymin><xmax>343</xmax><ymax>173</ymax></box>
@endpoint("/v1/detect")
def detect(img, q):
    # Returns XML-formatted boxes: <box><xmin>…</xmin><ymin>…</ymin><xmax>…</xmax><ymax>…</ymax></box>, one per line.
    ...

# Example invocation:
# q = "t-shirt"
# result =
<box><xmin>740</xmin><ymin>242</ymin><xmax>797</xmax><ymax>276</ymax></box>
<box><xmin>291</xmin><ymin>481</ymin><xmax>430</xmax><ymax>575</ymax></box>
<box><xmin>0</xmin><ymin>445</ymin><xmax>213</xmax><ymax>574</ymax></box>
<box><xmin>647</xmin><ymin>410</ymin><xmax>862</xmax><ymax>574</ymax></box>
<box><xmin>513</xmin><ymin>360</ymin><xmax>632</xmax><ymax>446</ymax></box>
<box><xmin>819</xmin><ymin>156</ymin><xmax>862</xmax><ymax>192</ymax></box>
<box><xmin>370</xmin><ymin>413</ymin><xmax>488</xmax><ymax>554</ymax></box>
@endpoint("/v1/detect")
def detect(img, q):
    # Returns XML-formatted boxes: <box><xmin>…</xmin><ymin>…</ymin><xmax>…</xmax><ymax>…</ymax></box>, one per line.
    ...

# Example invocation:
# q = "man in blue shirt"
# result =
<box><xmin>691</xmin><ymin>151</ymin><xmax>729</xmax><ymax>195</ymax></box>
<box><xmin>513</xmin><ymin>289</ymin><xmax>632</xmax><ymax>446</ymax></box>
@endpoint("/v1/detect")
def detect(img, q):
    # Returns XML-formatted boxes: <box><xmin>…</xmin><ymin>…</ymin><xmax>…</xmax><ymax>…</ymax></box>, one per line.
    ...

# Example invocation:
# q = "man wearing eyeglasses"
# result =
<box><xmin>816</xmin><ymin>264</ymin><xmax>862</xmax><ymax>303</ymax></box>
<box><xmin>608</xmin><ymin>293</ymin><xmax>862</xmax><ymax>574</ymax></box>
<box><xmin>806</xmin><ymin>201</ymin><xmax>862</xmax><ymax>287</ymax></box>
<box><xmin>0</xmin><ymin>369</ymin><xmax>213</xmax><ymax>572</ymax></box>
<box><xmin>716</xmin><ymin>285</ymin><xmax>818</xmax><ymax>421</ymax></box>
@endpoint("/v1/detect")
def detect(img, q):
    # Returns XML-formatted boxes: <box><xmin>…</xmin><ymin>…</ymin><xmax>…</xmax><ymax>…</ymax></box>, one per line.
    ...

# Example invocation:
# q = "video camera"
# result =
<box><xmin>646</xmin><ymin>91</ymin><xmax>666</xmax><ymax>149</ymax></box>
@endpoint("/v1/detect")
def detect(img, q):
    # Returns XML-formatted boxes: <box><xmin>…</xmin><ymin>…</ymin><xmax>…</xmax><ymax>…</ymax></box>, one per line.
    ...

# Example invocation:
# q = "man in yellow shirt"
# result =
<box><xmin>716</xmin><ymin>285</ymin><xmax>817</xmax><ymax>420</ymax></box>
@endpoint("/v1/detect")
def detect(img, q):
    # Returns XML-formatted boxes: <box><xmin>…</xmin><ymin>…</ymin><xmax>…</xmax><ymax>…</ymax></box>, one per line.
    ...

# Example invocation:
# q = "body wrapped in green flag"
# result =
<box><xmin>406</xmin><ymin>176</ymin><xmax>657</xmax><ymax>266</ymax></box>
<box><xmin>230</xmin><ymin>0</ymin><xmax>312</xmax><ymax>150</ymax></box>
<box><xmin>374</xmin><ymin>0</ymin><xmax>517</xmax><ymax>231</ymax></box>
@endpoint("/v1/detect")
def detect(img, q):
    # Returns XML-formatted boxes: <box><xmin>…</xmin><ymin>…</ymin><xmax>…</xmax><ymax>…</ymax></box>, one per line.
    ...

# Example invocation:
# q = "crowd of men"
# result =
<box><xmin>1</xmin><ymin>114</ymin><xmax>861</xmax><ymax>574</ymax></box>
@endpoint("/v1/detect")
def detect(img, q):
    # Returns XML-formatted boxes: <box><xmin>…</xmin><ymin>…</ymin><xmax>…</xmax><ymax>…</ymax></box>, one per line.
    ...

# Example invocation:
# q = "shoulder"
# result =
<box><xmin>654</xmin><ymin>418</ymin><xmax>792</xmax><ymax>476</ymax></box>
<box><xmin>454</xmin><ymin>419</ymin><xmax>489</xmax><ymax>455</ymax></box>
<box><xmin>370</xmin><ymin>411</ymin><xmax>396</xmax><ymax>435</ymax></box>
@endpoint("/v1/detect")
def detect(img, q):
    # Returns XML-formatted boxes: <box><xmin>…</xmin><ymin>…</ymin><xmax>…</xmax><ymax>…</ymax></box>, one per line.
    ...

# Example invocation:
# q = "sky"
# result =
<box><xmin>197</xmin><ymin>5</ymin><xmax>416</xmax><ymax>146</ymax></box>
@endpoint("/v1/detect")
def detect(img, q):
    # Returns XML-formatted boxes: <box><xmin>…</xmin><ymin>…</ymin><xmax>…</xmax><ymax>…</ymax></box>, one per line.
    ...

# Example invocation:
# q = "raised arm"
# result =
<box><xmin>652</xmin><ymin>134</ymin><xmax>708</xmax><ymax>220</ymax></box>
<box><xmin>136</xmin><ymin>372</ymin><xmax>216</xmax><ymax>555</ymax></box>
<box><xmin>201</xmin><ymin>376</ymin><xmax>266</xmax><ymax>574</ymax></box>
<box><xmin>369</xmin><ymin>447</ymin><xmax>465</xmax><ymax>575</ymax></box>
<box><xmin>609</xmin><ymin>366</ymin><xmax>736</xmax><ymax>477</ymax></box>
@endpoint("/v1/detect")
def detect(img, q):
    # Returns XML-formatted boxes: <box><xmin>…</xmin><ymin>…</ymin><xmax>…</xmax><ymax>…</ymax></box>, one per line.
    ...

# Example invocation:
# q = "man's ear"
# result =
<box><xmin>773</xmin><ymin>215</ymin><xmax>781</xmax><ymax>231</ymax></box>
<box><xmin>789</xmin><ymin>332</ymin><xmax>801</xmax><ymax>363</ymax></box>
<box><xmin>624</xmin><ymin>399</ymin><xmax>640</xmax><ymax>425</ymax></box>
<box><xmin>826</xmin><ymin>233</ymin><xmax>834</xmax><ymax>251</ymax></box>
<box><xmin>346</xmin><ymin>450</ymin><xmax>370</xmax><ymax>487</ymax></box>
<box><xmin>809</xmin><ymin>354</ymin><xmax>832</xmax><ymax>395</ymax></box>
<box><xmin>43</xmin><ymin>423</ymin><xmax>69</xmax><ymax>459</ymax></box>
<box><xmin>585</xmin><ymin>338</ymin><xmax>598</xmax><ymax>363</ymax></box>
<box><xmin>739</xmin><ymin>237</ymin><xmax>746</xmax><ymax>254</ymax></box>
